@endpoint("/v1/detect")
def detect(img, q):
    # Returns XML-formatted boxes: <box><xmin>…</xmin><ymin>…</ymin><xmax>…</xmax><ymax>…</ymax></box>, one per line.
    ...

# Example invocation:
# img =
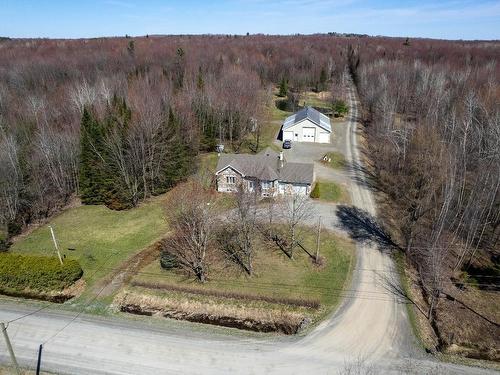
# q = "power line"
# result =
<box><xmin>5</xmin><ymin>251</ymin><xmax>498</xmax><ymax>326</ymax></box>
<box><xmin>42</xmin><ymin>279</ymin><xmax>111</xmax><ymax>346</ymax></box>
<box><xmin>41</xmin><ymin>251</ymin><xmax>121</xmax><ymax>346</ymax></box>
<box><xmin>7</xmin><ymin>304</ymin><xmax>52</xmax><ymax>324</ymax></box>
<box><xmin>93</xmin><ymin>265</ymin><xmax>500</xmax><ymax>287</ymax></box>
<box><xmin>5</xmin><ymin>251</ymin><xmax>119</xmax><ymax>325</ymax></box>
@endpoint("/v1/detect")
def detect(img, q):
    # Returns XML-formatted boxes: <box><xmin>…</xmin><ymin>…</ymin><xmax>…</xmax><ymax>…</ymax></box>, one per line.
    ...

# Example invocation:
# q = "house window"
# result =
<box><xmin>226</xmin><ymin>176</ymin><xmax>236</xmax><ymax>184</ymax></box>
<box><xmin>248</xmin><ymin>181</ymin><xmax>255</xmax><ymax>190</ymax></box>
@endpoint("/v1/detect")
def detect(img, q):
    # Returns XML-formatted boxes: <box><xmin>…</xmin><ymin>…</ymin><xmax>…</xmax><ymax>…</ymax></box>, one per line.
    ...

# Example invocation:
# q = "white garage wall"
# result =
<box><xmin>283</xmin><ymin>119</ymin><xmax>331</xmax><ymax>143</ymax></box>
<box><xmin>318</xmin><ymin>132</ymin><xmax>330</xmax><ymax>143</ymax></box>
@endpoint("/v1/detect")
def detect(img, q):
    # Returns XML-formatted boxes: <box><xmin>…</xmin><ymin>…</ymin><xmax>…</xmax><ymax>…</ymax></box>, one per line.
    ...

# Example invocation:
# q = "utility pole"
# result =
<box><xmin>1</xmin><ymin>322</ymin><xmax>21</xmax><ymax>375</ymax></box>
<box><xmin>315</xmin><ymin>216</ymin><xmax>322</xmax><ymax>262</ymax></box>
<box><xmin>49</xmin><ymin>225</ymin><xmax>63</xmax><ymax>265</ymax></box>
<box><xmin>36</xmin><ymin>344</ymin><xmax>43</xmax><ymax>375</ymax></box>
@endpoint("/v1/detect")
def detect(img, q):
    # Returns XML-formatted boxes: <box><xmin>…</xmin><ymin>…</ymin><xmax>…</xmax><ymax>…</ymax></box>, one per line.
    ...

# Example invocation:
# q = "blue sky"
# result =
<box><xmin>0</xmin><ymin>0</ymin><xmax>499</xmax><ymax>40</ymax></box>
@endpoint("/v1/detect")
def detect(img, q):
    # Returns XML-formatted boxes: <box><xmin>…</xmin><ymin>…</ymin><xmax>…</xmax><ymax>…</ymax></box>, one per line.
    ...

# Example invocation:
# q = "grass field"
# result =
<box><xmin>301</xmin><ymin>91</ymin><xmax>331</xmax><ymax>109</ymax></box>
<box><xmin>131</xmin><ymin>228</ymin><xmax>355</xmax><ymax>322</ymax></box>
<box><xmin>10</xmin><ymin>197</ymin><xmax>168</xmax><ymax>296</ymax></box>
<box><xmin>313</xmin><ymin>181</ymin><xmax>350</xmax><ymax>204</ymax></box>
<box><xmin>321</xmin><ymin>151</ymin><xmax>346</xmax><ymax>169</ymax></box>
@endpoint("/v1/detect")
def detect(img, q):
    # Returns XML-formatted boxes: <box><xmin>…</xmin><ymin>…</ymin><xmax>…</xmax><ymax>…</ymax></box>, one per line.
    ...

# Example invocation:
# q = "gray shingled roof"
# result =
<box><xmin>215</xmin><ymin>148</ymin><xmax>313</xmax><ymax>184</ymax></box>
<box><xmin>283</xmin><ymin>106</ymin><xmax>332</xmax><ymax>132</ymax></box>
<box><xmin>279</xmin><ymin>162</ymin><xmax>314</xmax><ymax>184</ymax></box>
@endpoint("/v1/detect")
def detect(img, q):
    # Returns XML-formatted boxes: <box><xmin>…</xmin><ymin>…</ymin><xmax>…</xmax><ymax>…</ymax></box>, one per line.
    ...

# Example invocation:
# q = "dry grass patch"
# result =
<box><xmin>127</xmin><ymin>228</ymin><xmax>355</xmax><ymax>332</ymax></box>
<box><xmin>115</xmin><ymin>289</ymin><xmax>306</xmax><ymax>334</ymax></box>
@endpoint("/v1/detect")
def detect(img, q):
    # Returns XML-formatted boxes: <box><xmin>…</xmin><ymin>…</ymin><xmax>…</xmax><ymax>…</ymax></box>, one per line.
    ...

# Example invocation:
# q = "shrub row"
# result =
<box><xmin>0</xmin><ymin>253</ymin><xmax>83</xmax><ymax>292</ymax></box>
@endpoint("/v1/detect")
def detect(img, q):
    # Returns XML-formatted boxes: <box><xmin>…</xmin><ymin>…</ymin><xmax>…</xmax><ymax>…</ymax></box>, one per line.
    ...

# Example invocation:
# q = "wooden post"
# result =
<box><xmin>1</xmin><ymin>322</ymin><xmax>21</xmax><ymax>375</ymax></box>
<box><xmin>49</xmin><ymin>225</ymin><xmax>63</xmax><ymax>265</ymax></box>
<box><xmin>316</xmin><ymin>216</ymin><xmax>321</xmax><ymax>262</ymax></box>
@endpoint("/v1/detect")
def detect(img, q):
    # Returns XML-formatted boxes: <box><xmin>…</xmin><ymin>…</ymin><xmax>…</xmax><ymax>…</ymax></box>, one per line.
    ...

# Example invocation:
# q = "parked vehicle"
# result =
<box><xmin>283</xmin><ymin>140</ymin><xmax>292</xmax><ymax>149</ymax></box>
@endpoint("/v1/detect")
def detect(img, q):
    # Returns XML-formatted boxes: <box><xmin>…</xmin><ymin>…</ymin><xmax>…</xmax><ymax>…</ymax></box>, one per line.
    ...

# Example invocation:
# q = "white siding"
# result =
<box><xmin>283</xmin><ymin>119</ymin><xmax>330</xmax><ymax>143</ymax></box>
<box><xmin>318</xmin><ymin>131</ymin><xmax>330</xmax><ymax>143</ymax></box>
<box><xmin>283</xmin><ymin>130</ymin><xmax>294</xmax><ymax>141</ymax></box>
<box><xmin>278</xmin><ymin>182</ymin><xmax>310</xmax><ymax>196</ymax></box>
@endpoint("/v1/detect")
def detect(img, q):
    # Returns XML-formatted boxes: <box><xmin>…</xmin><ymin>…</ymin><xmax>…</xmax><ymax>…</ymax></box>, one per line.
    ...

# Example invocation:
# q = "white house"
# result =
<box><xmin>215</xmin><ymin>148</ymin><xmax>314</xmax><ymax>197</ymax></box>
<box><xmin>282</xmin><ymin>106</ymin><xmax>332</xmax><ymax>143</ymax></box>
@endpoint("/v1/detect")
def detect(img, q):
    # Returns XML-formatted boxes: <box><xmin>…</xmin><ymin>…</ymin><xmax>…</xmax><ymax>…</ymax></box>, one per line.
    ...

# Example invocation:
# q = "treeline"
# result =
<box><xmin>356</xmin><ymin>41</ymin><xmax>500</xmax><ymax>343</ymax></box>
<box><xmin>1</xmin><ymin>34</ymin><xmax>498</xmax><ymax>250</ymax></box>
<box><xmin>0</xmin><ymin>35</ymin><xmax>350</xmax><ymax>244</ymax></box>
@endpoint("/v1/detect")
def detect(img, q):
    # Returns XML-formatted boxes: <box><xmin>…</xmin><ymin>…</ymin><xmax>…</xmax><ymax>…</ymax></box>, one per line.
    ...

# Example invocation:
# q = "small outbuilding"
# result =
<box><xmin>282</xmin><ymin>106</ymin><xmax>331</xmax><ymax>143</ymax></box>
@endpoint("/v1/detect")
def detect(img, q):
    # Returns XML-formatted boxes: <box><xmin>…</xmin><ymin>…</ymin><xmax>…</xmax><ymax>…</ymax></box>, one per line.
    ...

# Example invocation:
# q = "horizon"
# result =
<box><xmin>2</xmin><ymin>32</ymin><xmax>500</xmax><ymax>42</ymax></box>
<box><xmin>0</xmin><ymin>0</ymin><xmax>499</xmax><ymax>41</ymax></box>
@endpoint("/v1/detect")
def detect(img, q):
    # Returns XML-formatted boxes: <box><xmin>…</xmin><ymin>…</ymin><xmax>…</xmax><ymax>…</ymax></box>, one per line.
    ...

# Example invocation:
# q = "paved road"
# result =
<box><xmin>1</xmin><ymin>84</ymin><xmax>495</xmax><ymax>375</ymax></box>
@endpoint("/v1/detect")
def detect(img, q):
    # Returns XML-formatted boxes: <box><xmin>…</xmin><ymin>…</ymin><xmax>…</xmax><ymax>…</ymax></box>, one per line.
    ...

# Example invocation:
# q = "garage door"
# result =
<box><xmin>303</xmin><ymin>127</ymin><xmax>316</xmax><ymax>142</ymax></box>
<box><xmin>283</xmin><ymin>131</ymin><xmax>294</xmax><ymax>141</ymax></box>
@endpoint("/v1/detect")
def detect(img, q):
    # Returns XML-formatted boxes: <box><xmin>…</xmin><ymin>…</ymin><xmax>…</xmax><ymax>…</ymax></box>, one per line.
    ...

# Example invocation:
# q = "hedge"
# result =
<box><xmin>0</xmin><ymin>253</ymin><xmax>83</xmax><ymax>292</ymax></box>
<box><xmin>310</xmin><ymin>183</ymin><xmax>320</xmax><ymax>199</ymax></box>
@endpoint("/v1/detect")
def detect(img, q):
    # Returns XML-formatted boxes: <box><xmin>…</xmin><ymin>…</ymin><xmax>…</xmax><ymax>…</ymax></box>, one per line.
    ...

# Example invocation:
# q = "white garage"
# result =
<box><xmin>282</xmin><ymin>106</ymin><xmax>332</xmax><ymax>143</ymax></box>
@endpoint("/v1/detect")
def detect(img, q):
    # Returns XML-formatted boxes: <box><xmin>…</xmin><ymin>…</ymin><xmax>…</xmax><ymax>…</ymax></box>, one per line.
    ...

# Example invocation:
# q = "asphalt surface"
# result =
<box><xmin>0</xmin><ymin>84</ymin><xmax>496</xmax><ymax>375</ymax></box>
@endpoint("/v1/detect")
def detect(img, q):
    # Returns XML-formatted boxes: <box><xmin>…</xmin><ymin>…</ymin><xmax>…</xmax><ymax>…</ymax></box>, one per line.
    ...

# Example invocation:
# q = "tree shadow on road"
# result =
<box><xmin>344</xmin><ymin>160</ymin><xmax>380</xmax><ymax>193</ymax></box>
<box><xmin>336</xmin><ymin>205</ymin><xmax>399</xmax><ymax>252</ymax></box>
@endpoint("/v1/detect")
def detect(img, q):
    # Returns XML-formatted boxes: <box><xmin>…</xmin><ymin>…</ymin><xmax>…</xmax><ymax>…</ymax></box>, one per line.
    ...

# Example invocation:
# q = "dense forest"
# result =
<box><xmin>0</xmin><ymin>35</ymin><xmax>499</xmax><ymax>356</ymax></box>
<box><xmin>354</xmin><ymin>38</ymin><xmax>499</xmax><ymax>357</ymax></box>
<box><xmin>0</xmin><ymin>35</ymin><xmax>351</xmax><ymax>240</ymax></box>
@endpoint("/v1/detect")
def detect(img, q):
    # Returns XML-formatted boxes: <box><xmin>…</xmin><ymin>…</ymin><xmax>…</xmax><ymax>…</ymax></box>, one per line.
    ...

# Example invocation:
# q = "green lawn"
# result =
<box><xmin>321</xmin><ymin>151</ymin><xmax>346</xmax><ymax>170</ymax></box>
<box><xmin>313</xmin><ymin>181</ymin><xmax>350</xmax><ymax>204</ymax></box>
<box><xmin>11</xmin><ymin>198</ymin><xmax>167</xmax><ymax>294</ymax></box>
<box><xmin>132</xmin><ymin>229</ymin><xmax>355</xmax><ymax>320</ymax></box>
<box><xmin>300</xmin><ymin>91</ymin><xmax>331</xmax><ymax>109</ymax></box>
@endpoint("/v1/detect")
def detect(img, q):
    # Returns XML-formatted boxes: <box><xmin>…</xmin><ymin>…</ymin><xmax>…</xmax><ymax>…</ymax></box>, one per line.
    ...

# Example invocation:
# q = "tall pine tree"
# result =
<box><xmin>101</xmin><ymin>96</ymin><xmax>133</xmax><ymax>210</ymax></box>
<box><xmin>160</xmin><ymin>108</ymin><xmax>193</xmax><ymax>189</ymax></box>
<box><xmin>79</xmin><ymin>107</ymin><xmax>106</xmax><ymax>205</ymax></box>
<box><xmin>278</xmin><ymin>77</ymin><xmax>288</xmax><ymax>97</ymax></box>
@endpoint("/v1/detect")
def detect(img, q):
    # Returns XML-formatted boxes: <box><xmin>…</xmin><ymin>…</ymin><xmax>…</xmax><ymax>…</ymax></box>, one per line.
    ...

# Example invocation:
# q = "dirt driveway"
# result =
<box><xmin>275</xmin><ymin>121</ymin><xmax>352</xmax><ymax>199</ymax></box>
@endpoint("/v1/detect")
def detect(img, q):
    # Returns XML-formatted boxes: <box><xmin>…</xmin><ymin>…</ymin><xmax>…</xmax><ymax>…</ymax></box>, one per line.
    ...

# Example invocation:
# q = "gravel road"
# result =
<box><xmin>0</xmin><ymin>83</ymin><xmax>495</xmax><ymax>375</ymax></box>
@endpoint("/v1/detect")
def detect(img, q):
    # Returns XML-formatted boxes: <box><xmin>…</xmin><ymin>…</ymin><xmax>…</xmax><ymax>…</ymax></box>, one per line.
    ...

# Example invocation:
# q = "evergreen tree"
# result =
<box><xmin>318</xmin><ymin>68</ymin><xmax>328</xmax><ymax>91</ymax></box>
<box><xmin>173</xmin><ymin>47</ymin><xmax>186</xmax><ymax>90</ymax></box>
<box><xmin>79</xmin><ymin>107</ymin><xmax>106</xmax><ymax>205</ymax></box>
<box><xmin>101</xmin><ymin>97</ymin><xmax>133</xmax><ymax>210</ymax></box>
<box><xmin>160</xmin><ymin>108</ymin><xmax>194</xmax><ymax>189</ymax></box>
<box><xmin>278</xmin><ymin>77</ymin><xmax>288</xmax><ymax>97</ymax></box>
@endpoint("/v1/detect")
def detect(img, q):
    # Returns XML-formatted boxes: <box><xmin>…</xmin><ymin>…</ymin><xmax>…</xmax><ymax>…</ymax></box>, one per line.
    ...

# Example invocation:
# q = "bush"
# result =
<box><xmin>160</xmin><ymin>250</ymin><xmax>179</xmax><ymax>270</ymax></box>
<box><xmin>0</xmin><ymin>229</ymin><xmax>9</xmax><ymax>252</ymax></box>
<box><xmin>7</xmin><ymin>220</ymin><xmax>22</xmax><ymax>237</ymax></box>
<box><xmin>310</xmin><ymin>183</ymin><xmax>320</xmax><ymax>199</ymax></box>
<box><xmin>332</xmin><ymin>100</ymin><xmax>348</xmax><ymax>117</ymax></box>
<box><xmin>0</xmin><ymin>253</ymin><xmax>83</xmax><ymax>292</ymax></box>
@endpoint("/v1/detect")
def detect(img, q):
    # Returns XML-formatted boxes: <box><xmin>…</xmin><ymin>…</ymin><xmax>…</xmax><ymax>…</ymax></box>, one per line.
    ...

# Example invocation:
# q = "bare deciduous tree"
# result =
<box><xmin>161</xmin><ymin>184</ymin><xmax>217</xmax><ymax>282</ymax></box>
<box><xmin>218</xmin><ymin>183</ymin><xmax>258</xmax><ymax>275</ymax></box>
<box><xmin>280</xmin><ymin>194</ymin><xmax>313</xmax><ymax>258</ymax></box>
